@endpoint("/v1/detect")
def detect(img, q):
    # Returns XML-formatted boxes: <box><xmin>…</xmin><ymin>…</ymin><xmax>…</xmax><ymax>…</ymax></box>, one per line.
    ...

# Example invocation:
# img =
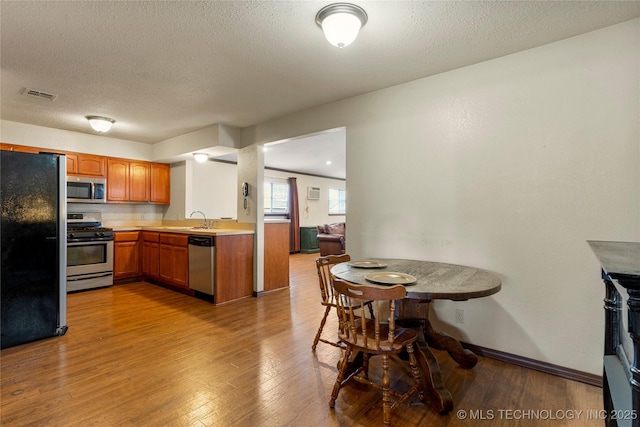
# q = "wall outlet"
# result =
<box><xmin>455</xmin><ymin>308</ymin><xmax>464</xmax><ymax>324</ymax></box>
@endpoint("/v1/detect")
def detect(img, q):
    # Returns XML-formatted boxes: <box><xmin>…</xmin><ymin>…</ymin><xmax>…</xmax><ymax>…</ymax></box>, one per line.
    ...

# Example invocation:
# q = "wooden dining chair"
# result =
<box><xmin>312</xmin><ymin>254</ymin><xmax>352</xmax><ymax>350</ymax></box>
<box><xmin>329</xmin><ymin>278</ymin><xmax>423</xmax><ymax>427</ymax></box>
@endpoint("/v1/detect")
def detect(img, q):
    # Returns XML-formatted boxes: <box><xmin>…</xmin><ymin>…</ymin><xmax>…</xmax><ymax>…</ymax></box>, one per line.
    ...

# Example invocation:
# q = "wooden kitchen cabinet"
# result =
<box><xmin>67</xmin><ymin>153</ymin><xmax>105</xmax><ymax>177</ymax></box>
<box><xmin>107</xmin><ymin>158</ymin><xmax>168</xmax><ymax>204</ymax></box>
<box><xmin>114</xmin><ymin>231</ymin><xmax>140</xmax><ymax>280</ymax></box>
<box><xmin>0</xmin><ymin>143</ymin><xmax>41</xmax><ymax>154</ymax></box>
<box><xmin>129</xmin><ymin>161</ymin><xmax>150</xmax><ymax>202</ymax></box>
<box><xmin>107</xmin><ymin>158</ymin><xmax>130</xmax><ymax>201</ymax></box>
<box><xmin>142</xmin><ymin>232</ymin><xmax>188</xmax><ymax>290</ymax></box>
<box><xmin>158</xmin><ymin>233</ymin><xmax>189</xmax><ymax>289</ymax></box>
<box><xmin>215</xmin><ymin>234</ymin><xmax>254</xmax><ymax>304</ymax></box>
<box><xmin>141</xmin><ymin>232</ymin><xmax>160</xmax><ymax>279</ymax></box>
<box><xmin>264</xmin><ymin>222</ymin><xmax>290</xmax><ymax>291</ymax></box>
<box><xmin>150</xmin><ymin>163</ymin><xmax>170</xmax><ymax>204</ymax></box>
<box><xmin>2</xmin><ymin>143</ymin><xmax>168</xmax><ymax>204</ymax></box>
<box><xmin>140</xmin><ymin>230</ymin><xmax>253</xmax><ymax>302</ymax></box>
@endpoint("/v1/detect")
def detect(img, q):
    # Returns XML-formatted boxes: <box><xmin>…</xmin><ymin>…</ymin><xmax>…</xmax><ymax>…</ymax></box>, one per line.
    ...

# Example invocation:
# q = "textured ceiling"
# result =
<box><xmin>1</xmin><ymin>1</ymin><xmax>639</xmax><ymax>177</ymax></box>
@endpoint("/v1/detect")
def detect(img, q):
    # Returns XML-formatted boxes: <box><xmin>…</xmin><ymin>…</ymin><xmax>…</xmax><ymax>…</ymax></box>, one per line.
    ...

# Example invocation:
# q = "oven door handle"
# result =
<box><xmin>66</xmin><ymin>272</ymin><xmax>113</xmax><ymax>282</ymax></box>
<box><xmin>67</xmin><ymin>238</ymin><xmax>114</xmax><ymax>243</ymax></box>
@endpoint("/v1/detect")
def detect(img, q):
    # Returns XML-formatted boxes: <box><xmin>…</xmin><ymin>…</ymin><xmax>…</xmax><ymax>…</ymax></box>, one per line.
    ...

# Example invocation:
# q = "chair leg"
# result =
<box><xmin>362</xmin><ymin>353</ymin><xmax>370</xmax><ymax>380</ymax></box>
<box><xmin>312</xmin><ymin>306</ymin><xmax>332</xmax><ymax>351</ymax></box>
<box><xmin>330</xmin><ymin>347</ymin><xmax>352</xmax><ymax>407</ymax></box>
<box><xmin>381</xmin><ymin>354</ymin><xmax>392</xmax><ymax>427</ymax></box>
<box><xmin>406</xmin><ymin>343</ymin><xmax>424</xmax><ymax>401</ymax></box>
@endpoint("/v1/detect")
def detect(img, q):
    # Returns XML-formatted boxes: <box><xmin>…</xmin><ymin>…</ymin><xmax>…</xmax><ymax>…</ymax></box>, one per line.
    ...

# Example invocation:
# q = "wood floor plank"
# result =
<box><xmin>1</xmin><ymin>253</ymin><xmax>603</xmax><ymax>426</ymax></box>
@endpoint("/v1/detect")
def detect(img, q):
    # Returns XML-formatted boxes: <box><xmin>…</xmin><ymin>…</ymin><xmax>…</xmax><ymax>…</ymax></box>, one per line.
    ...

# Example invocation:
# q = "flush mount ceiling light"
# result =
<box><xmin>86</xmin><ymin>116</ymin><xmax>115</xmax><ymax>133</ymax></box>
<box><xmin>315</xmin><ymin>3</ymin><xmax>367</xmax><ymax>49</ymax></box>
<box><xmin>193</xmin><ymin>153</ymin><xmax>209</xmax><ymax>163</ymax></box>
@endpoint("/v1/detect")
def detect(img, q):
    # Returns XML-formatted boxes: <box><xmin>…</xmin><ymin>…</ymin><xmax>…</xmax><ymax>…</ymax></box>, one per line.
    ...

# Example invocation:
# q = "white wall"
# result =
<box><xmin>264</xmin><ymin>169</ymin><xmax>345</xmax><ymax>227</ymax></box>
<box><xmin>241</xmin><ymin>19</ymin><xmax>640</xmax><ymax>375</ymax></box>
<box><xmin>191</xmin><ymin>161</ymin><xmax>238</xmax><ymax>219</ymax></box>
<box><xmin>1</xmin><ymin>120</ymin><xmax>167</xmax><ymax>222</ymax></box>
<box><xmin>174</xmin><ymin>159</ymin><xmax>346</xmax><ymax>225</ymax></box>
<box><xmin>0</xmin><ymin>120</ymin><xmax>152</xmax><ymax>160</ymax></box>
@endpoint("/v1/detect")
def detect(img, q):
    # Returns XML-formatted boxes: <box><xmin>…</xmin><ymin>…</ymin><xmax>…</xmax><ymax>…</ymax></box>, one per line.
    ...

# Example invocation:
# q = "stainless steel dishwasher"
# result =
<box><xmin>188</xmin><ymin>235</ymin><xmax>215</xmax><ymax>296</ymax></box>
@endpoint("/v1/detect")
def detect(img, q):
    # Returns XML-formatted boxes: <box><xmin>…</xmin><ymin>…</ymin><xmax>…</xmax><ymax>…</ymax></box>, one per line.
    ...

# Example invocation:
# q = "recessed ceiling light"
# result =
<box><xmin>193</xmin><ymin>153</ymin><xmax>208</xmax><ymax>163</ymax></box>
<box><xmin>326</xmin><ymin>160</ymin><xmax>332</xmax><ymax>165</ymax></box>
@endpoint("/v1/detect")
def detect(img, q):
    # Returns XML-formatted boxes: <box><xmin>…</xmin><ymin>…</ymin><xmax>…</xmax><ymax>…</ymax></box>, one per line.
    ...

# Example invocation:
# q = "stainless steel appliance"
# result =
<box><xmin>67</xmin><ymin>176</ymin><xmax>106</xmax><ymax>203</ymax></box>
<box><xmin>188</xmin><ymin>235</ymin><xmax>215</xmax><ymax>296</ymax></box>
<box><xmin>66</xmin><ymin>212</ymin><xmax>114</xmax><ymax>292</ymax></box>
<box><xmin>1</xmin><ymin>151</ymin><xmax>68</xmax><ymax>349</ymax></box>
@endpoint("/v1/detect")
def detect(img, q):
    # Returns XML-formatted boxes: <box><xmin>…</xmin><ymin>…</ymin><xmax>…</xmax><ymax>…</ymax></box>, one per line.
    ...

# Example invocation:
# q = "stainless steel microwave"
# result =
<box><xmin>67</xmin><ymin>176</ymin><xmax>106</xmax><ymax>203</ymax></box>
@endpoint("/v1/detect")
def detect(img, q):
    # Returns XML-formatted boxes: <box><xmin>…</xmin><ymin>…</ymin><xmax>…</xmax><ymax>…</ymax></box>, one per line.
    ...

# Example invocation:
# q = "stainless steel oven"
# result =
<box><xmin>66</xmin><ymin>213</ymin><xmax>114</xmax><ymax>292</ymax></box>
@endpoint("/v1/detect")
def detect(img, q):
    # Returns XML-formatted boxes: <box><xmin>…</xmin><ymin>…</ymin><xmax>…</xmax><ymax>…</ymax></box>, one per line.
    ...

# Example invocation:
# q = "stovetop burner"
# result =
<box><xmin>67</xmin><ymin>212</ymin><xmax>114</xmax><ymax>242</ymax></box>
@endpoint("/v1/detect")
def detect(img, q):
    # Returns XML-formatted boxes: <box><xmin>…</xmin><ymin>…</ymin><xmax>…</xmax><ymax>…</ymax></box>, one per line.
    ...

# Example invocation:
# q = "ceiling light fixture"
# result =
<box><xmin>86</xmin><ymin>116</ymin><xmax>115</xmax><ymax>133</ymax></box>
<box><xmin>193</xmin><ymin>153</ymin><xmax>209</xmax><ymax>163</ymax></box>
<box><xmin>315</xmin><ymin>3</ymin><xmax>367</xmax><ymax>49</ymax></box>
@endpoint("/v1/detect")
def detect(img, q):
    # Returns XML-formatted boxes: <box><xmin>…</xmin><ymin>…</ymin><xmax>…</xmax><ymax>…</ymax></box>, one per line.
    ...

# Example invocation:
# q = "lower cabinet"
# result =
<box><xmin>215</xmin><ymin>234</ymin><xmax>254</xmax><ymax>304</ymax></box>
<box><xmin>264</xmin><ymin>222</ymin><xmax>290</xmax><ymax>291</ymax></box>
<box><xmin>141</xmin><ymin>232</ymin><xmax>160</xmax><ymax>279</ymax></box>
<box><xmin>141</xmin><ymin>232</ymin><xmax>188</xmax><ymax>291</ymax></box>
<box><xmin>138</xmin><ymin>230</ymin><xmax>254</xmax><ymax>303</ymax></box>
<box><xmin>159</xmin><ymin>233</ymin><xmax>189</xmax><ymax>289</ymax></box>
<box><xmin>114</xmin><ymin>231</ymin><xmax>140</xmax><ymax>280</ymax></box>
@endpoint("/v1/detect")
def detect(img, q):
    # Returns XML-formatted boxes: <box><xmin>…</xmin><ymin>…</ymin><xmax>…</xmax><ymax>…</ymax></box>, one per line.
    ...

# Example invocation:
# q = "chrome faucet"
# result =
<box><xmin>190</xmin><ymin>210</ymin><xmax>207</xmax><ymax>228</ymax></box>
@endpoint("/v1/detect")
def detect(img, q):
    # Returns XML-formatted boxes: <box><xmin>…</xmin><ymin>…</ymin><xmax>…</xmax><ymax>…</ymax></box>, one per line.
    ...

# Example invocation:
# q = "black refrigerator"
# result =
<box><xmin>1</xmin><ymin>150</ymin><xmax>67</xmax><ymax>349</ymax></box>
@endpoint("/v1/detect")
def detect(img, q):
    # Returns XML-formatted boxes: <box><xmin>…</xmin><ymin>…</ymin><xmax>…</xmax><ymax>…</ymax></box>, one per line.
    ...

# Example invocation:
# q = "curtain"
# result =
<box><xmin>288</xmin><ymin>177</ymin><xmax>300</xmax><ymax>253</ymax></box>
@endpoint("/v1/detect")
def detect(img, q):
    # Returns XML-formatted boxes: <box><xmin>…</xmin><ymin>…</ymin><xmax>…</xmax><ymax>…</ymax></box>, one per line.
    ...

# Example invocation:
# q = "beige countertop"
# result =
<box><xmin>142</xmin><ymin>226</ymin><xmax>254</xmax><ymax>236</ymax></box>
<box><xmin>264</xmin><ymin>218</ymin><xmax>290</xmax><ymax>224</ymax></box>
<box><xmin>110</xmin><ymin>225</ymin><xmax>254</xmax><ymax>236</ymax></box>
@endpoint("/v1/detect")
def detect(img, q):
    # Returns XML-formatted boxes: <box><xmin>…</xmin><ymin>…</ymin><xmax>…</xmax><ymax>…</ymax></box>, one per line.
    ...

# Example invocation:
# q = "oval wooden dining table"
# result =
<box><xmin>331</xmin><ymin>258</ymin><xmax>502</xmax><ymax>413</ymax></box>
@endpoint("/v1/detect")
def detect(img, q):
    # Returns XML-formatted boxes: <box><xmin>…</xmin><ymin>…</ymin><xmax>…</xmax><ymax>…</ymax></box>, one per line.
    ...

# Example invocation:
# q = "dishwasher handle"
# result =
<box><xmin>188</xmin><ymin>235</ymin><xmax>214</xmax><ymax>247</ymax></box>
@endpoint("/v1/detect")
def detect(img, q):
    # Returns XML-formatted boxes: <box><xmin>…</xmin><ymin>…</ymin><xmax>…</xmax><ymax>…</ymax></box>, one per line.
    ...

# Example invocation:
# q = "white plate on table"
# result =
<box><xmin>347</xmin><ymin>260</ymin><xmax>387</xmax><ymax>268</ymax></box>
<box><xmin>364</xmin><ymin>272</ymin><xmax>416</xmax><ymax>285</ymax></box>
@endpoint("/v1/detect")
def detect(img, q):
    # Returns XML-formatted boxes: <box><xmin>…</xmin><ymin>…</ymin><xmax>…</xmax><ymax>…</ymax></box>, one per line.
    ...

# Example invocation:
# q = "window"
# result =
<box><xmin>264</xmin><ymin>179</ymin><xmax>289</xmax><ymax>214</ymax></box>
<box><xmin>328</xmin><ymin>188</ymin><xmax>346</xmax><ymax>215</ymax></box>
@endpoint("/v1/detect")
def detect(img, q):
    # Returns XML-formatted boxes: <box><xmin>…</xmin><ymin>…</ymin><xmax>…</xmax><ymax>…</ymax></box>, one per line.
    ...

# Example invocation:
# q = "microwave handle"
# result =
<box><xmin>90</xmin><ymin>182</ymin><xmax>95</xmax><ymax>200</ymax></box>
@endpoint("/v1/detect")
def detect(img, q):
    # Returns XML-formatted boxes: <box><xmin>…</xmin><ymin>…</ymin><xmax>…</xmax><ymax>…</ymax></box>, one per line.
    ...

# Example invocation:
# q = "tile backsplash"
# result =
<box><xmin>67</xmin><ymin>203</ymin><xmax>165</xmax><ymax>226</ymax></box>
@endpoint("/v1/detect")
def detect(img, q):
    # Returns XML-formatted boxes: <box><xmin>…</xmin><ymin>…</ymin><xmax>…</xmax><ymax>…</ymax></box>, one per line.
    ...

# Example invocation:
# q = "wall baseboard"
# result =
<box><xmin>461</xmin><ymin>342</ymin><xmax>603</xmax><ymax>388</ymax></box>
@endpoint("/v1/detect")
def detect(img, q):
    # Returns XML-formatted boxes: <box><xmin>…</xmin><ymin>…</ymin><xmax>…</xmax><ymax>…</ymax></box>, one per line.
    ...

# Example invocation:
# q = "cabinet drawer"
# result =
<box><xmin>115</xmin><ymin>231</ymin><xmax>140</xmax><ymax>242</ymax></box>
<box><xmin>160</xmin><ymin>233</ymin><xmax>188</xmax><ymax>246</ymax></box>
<box><xmin>142</xmin><ymin>231</ymin><xmax>160</xmax><ymax>242</ymax></box>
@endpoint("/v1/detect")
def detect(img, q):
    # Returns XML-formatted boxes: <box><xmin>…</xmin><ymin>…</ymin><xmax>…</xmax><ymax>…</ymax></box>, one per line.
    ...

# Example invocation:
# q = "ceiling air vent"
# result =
<box><xmin>22</xmin><ymin>87</ymin><xmax>58</xmax><ymax>102</ymax></box>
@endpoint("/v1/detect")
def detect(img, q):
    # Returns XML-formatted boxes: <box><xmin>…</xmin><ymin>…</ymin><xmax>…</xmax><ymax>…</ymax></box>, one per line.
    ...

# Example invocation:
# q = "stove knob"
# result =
<box><xmin>97</xmin><ymin>232</ymin><xmax>104</xmax><ymax>238</ymax></box>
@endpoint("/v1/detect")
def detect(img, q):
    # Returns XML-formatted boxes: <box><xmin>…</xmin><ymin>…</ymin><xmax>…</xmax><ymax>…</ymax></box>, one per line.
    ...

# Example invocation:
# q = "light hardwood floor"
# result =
<box><xmin>1</xmin><ymin>253</ymin><xmax>603</xmax><ymax>426</ymax></box>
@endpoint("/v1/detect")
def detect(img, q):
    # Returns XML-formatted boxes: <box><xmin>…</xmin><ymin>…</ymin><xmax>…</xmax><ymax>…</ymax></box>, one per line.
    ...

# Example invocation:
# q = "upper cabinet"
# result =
<box><xmin>150</xmin><ymin>163</ymin><xmax>170</xmax><ymax>204</ymax></box>
<box><xmin>67</xmin><ymin>153</ymin><xmax>105</xmax><ymax>177</ymax></box>
<box><xmin>1</xmin><ymin>143</ymin><xmax>170</xmax><ymax>205</ymax></box>
<box><xmin>0</xmin><ymin>143</ymin><xmax>41</xmax><ymax>154</ymax></box>
<box><xmin>107</xmin><ymin>158</ymin><xmax>130</xmax><ymax>201</ymax></box>
<box><xmin>129</xmin><ymin>161</ymin><xmax>150</xmax><ymax>202</ymax></box>
<box><xmin>107</xmin><ymin>158</ymin><xmax>169</xmax><ymax>204</ymax></box>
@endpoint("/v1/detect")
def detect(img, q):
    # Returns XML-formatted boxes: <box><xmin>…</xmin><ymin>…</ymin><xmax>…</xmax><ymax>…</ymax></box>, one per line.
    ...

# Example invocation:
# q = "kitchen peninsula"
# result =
<box><xmin>113</xmin><ymin>224</ymin><xmax>254</xmax><ymax>305</ymax></box>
